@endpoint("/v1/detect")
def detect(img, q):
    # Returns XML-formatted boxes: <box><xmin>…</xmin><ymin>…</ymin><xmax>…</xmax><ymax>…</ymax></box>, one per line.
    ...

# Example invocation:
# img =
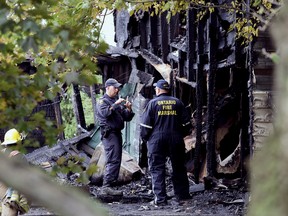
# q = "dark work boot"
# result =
<box><xmin>100</xmin><ymin>186</ymin><xmax>123</xmax><ymax>196</ymax></box>
<box><xmin>170</xmin><ymin>194</ymin><xmax>192</xmax><ymax>206</ymax></box>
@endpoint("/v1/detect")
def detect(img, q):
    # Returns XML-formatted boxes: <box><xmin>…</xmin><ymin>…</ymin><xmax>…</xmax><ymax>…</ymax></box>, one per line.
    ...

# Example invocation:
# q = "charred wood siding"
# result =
<box><xmin>251</xmin><ymin>30</ymin><xmax>275</xmax><ymax>152</ymax></box>
<box><xmin>114</xmin><ymin>1</ymin><xmax>273</xmax><ymax>180</ymax></box>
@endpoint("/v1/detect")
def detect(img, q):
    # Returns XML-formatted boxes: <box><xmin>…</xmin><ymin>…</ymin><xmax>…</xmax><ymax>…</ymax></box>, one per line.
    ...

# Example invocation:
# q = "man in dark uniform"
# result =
<box><xmin>140</xmin><ymin>79</ymin><xmax>192</xmax><ymax>206</ymax></box>
<box><xmin>96</xmin><ymin>78</ymin><xmax>135</xmax><ymax>196</ymax></box>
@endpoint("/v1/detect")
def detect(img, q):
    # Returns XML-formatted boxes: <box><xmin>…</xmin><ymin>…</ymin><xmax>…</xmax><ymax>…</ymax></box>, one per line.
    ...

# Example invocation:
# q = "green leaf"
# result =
<box><xmin>163</xmin><ymin>2</ymin><xmax>171</xmax><ymax>11</ymax></box>
<box><xmin>252</xmin><ymin>0</ymin><xmax>262</xmax><ymax>7</ymax></box>
<box><xmin>270</xmin><ymin>53</ymin><xmax>280</xmax><ymax>64</ymax></box>
<box><xmin>21</xmin><ymin>36</ymin><xmax>38</xmax><ymax>52</ymax></box>
<box><xmin>57</xmin><ymin>156</ymin><xmax>66</xmax><ymax>166</ymax></box>
<box><xmin>21</xmin><ymin>19</ymin><xmax>40</xmax><ymax>32</ymax></box>
<box><xmin>59</xmin><ymin>30</ymin><xmax>70</xmax><ymax>40</ymax></box>
<box><xmin>86</xmin><ymin>164</ymin><xmax>98</xmax><ymax>176</ymax></box>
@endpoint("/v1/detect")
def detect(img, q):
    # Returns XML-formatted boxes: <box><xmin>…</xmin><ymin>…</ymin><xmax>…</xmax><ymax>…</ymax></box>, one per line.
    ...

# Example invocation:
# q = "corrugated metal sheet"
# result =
<box><xmin>123</xmin><ymin>93</ymin><xmax>148</xmax><ymax>162</ymax></box>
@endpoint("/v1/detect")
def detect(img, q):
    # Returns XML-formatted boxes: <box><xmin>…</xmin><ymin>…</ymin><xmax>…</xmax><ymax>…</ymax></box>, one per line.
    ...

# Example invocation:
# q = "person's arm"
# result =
<box><xmin>140</xmin><ymin>102</ymin><xmax>154</xmax><ymax>142</ymax></box>
<box><xmin>110</xmin><ymin>98</ymin><xmax>126</xmax><ymax>111</ymax></box>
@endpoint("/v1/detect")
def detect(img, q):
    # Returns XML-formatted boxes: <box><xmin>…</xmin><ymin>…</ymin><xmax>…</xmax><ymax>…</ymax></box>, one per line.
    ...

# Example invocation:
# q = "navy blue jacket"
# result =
<box><xmin>96</xmin><ymin>94</ymin><xmax>135</xmax><ymax>131</ymax></box>
<box><xmin>140</xmin><ymin>93</ymin><xmax>191</xmax><ymax>142</ymax></box>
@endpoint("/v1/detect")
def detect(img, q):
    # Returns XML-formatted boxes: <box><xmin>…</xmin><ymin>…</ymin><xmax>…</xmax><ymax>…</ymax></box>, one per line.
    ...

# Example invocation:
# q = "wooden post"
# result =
<box><xmin>90</xmin><ymin>84</ymin><xmax>98</xmax><ymax>125</ymax></box>
<box><xmin>71</xmin><ymin>84</ymin><xmax>86</xmax><ymax>133</ymax></box>
<box><xmin>53</xmin><ymin>93</ymin><xmax>65</xmax><ymax>140</ymax></box>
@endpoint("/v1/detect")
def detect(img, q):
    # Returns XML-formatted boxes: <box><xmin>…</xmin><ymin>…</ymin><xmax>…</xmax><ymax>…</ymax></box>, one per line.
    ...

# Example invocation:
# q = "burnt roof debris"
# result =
<box><xmin>106</xmin><ymin>46</ymin><xmax>139</xmax><ymax>58</ymax></box>
<box><xmin>170</xmin><ymin>36</ymin><xmax>187</xmax><ymax>52</ymax></box>
<box><xmin>136</xmin><ymin>70</ymin><xmax>154</xmax><ymax>86</ymax></box>
<box><xmin>139</xmin><ymin>49</ymin><xmax>171</xmax><ymax>83</ymax></box>
<box><xmin>115</xmin><ymin>9</ymin><xmax>130</xmax><ymax>48</ymax></box>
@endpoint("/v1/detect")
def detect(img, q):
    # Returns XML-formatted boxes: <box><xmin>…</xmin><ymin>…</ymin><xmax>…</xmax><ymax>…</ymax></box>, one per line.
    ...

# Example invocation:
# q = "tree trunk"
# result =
<box><xmin>0</xmin><ymin>154</ymin><xmax>107</xmax><ymax>216</ymax></box>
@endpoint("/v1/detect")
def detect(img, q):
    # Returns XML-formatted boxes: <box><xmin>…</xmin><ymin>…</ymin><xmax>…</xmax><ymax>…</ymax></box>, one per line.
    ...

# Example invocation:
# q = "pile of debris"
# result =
<box><xmin>24</xmin><ymin>126</ymin><xmax>249</xmax><ymax>216</ymax></box>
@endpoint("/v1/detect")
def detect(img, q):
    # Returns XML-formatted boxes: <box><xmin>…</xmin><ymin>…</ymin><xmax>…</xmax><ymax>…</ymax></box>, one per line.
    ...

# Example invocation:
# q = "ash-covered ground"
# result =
<box><xmin>90</xmin><ymin>174</ymin><xmax>249</xmax><ymax>216</ymax></box>
<box><xmin>24</xmin><ymin>166</ymin><xmax>249</xmax><ymax>216</ymax></box>
<box><xmin>24</xmin><ymin>175</ymin><xmax>248</xmax><ymax>216</ymax></box>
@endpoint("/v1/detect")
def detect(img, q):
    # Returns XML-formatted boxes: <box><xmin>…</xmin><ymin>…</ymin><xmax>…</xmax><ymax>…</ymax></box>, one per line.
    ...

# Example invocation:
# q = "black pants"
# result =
<box><xmin>102</xmin><ymin>131</ymin><xmax>122</xmax><ymax>187</ymax></box>
<box><xmin>148</xmin><ymin>134</ymin><xmax>190</xmax><ymax>203</ymax></box>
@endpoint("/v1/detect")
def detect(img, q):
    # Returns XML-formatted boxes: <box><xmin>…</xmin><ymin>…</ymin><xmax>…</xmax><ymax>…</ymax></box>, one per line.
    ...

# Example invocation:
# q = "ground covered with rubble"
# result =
<box><xmin>24</xmin><ymin>173</ymin><xmax>249</xmax><ymax>216</ymax></box>
<box><xmin>93</xmin><ymin>176</ymin><xmax>248</xmax><ymax>216</ymax></box>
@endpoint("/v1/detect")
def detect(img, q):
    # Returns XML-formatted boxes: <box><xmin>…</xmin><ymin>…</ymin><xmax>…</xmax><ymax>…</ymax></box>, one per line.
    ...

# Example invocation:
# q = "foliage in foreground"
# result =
<box><xmin>0</xmin><ymin>0</ymin><xmax>284</xmax><ymax>215</ymax></box>
<box><xmin>0</xmin><ymin>0</ymin><xmax>109</xmax><ymax>146</ymax></box>
<box><xmin>0</xmin><ymin>0</ymin><xmax>281</xmax><ymax>147</ymax></box>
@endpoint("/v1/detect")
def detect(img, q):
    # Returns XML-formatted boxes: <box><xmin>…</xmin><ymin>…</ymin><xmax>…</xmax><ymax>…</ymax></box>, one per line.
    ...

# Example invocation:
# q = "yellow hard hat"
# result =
<box><xmin>1</xmin><ymin>128</ymin><xmax>22</xmax><ymax>145</ymax></box>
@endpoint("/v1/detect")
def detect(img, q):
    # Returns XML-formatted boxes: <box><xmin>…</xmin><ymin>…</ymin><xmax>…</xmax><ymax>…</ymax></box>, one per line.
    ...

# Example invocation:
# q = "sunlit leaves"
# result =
<box><xmin>262</xmin><ymin>49</ymin><xmax>280</xmax><ymax>64</ymax></box>
<box><xmin>0</xmin><ymin>0</ymin><xmax>116</xmax><ymax>186</ymax></box>
<box><xmin>86</xmin><ymin>164</ymin><xmax>97</xmax><ymax>176</ymax></box>
<box><xmin>130</xmin><ymin>0</ymin><xmax>281</xmax><ymax>44</ymax></box>
<box><xmin>269</xmin><ymin>52</ymin><xmax>280</xmax><ymax>64</ymax></box>
<box><xmin>0</xmin><ymin>0</ymin><xmax>113</xmax><ymax>143</ymax></box>
<box><xmin>114</xmin><ymin>0</ymin><xmax>128</xmax><ymax>10</ymax></box>
<box><xmin>21</xmin><ymin>19</ymin><xmax>40</xmax><ymax>32</ymax></box>
<box><xmin>21</xmin><ymin>36</ymin><xmax>38</xmax><ymax>52</ymax></box>
<box><xmin>51</xmin><ymin>155</ymin><xmax>96</xmax><ymax>184</ymax></box>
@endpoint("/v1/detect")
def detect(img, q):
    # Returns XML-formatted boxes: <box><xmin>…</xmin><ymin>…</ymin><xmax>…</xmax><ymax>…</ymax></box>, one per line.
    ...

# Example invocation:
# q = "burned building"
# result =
<box><xmin>98</xmin><ymin>5</ymin><xmax>275</xmax><ymax>184</ymax></box>
<box><xmin>23</xmin><ymin>3</ymin><xmax>275</xmax><ymax>188</ymax></box>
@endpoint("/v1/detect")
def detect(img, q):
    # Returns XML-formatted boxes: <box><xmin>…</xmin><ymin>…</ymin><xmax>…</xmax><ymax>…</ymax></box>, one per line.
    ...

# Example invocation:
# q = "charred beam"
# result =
<box><xmin>206</xmin><ymin>10</ymin><xmax>218</xmax><ymax>177</ymax></box>
<box><xmin>150</xmin><ymin>15</ymin><xmax>158</xmax><ymax>54</ymax></box>
<box><xmin>178</xmin><ymin>50</ymin><xmax>185</xmax><ymax>78</ymax></box>
<box><xmin>161</xmin><ymin>12</ymin><xmax>169</xmax><ymax>63</ymax></box>
<box><xmin>194</xmin><ymin>11</ymin><xmax>205</xmax><ymax>184</ymax></box>
<box><xmin>169</xmin><ymin>14</ymin><xmax>180</xmax><ymax>43</ymax></box>
<box><xmin>139</xmin><ymin>16</ymin><xmax>148</xmax><ymax>49</ymax></box>
<box><xmin>187</xmin><ymin>8</ymin><xmax>196</xmax><ymax>82</ymax></box>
